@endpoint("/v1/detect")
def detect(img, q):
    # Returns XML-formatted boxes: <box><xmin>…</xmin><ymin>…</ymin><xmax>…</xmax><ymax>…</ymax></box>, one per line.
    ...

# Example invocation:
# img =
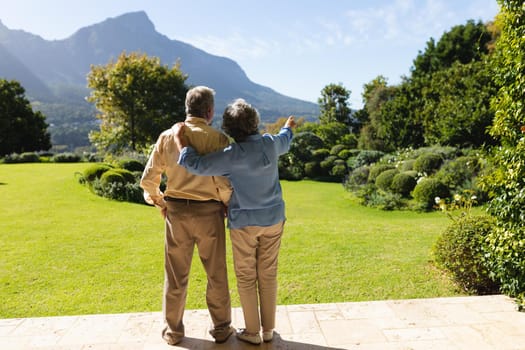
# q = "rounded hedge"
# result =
<box><xmin>112</xmin><ymin>168</ymin><xmax>136</xmax><ymax>183</ymax></box>
<box><xmin>368</xmin><ymin>163</ymin><xmax>395</xmax><ymax>183</ymax></box>
<box><xmin>435</xmin><ymin>156</ymin><xmax>481</xmax><ymax>189</ymax></box>
<box><xmin>330</xmin><ymin>144</ymin><xmax>346</xmax><ymax>156</ymax></box>
<box><xmin>391</xmin><ymin>172</ymin><xmax>417</xmax><ymax>197</ymax></box>
<box><xmin>412</xmin><ymin>178</ymin><xmax>450</xmax><ymax>210</ymax></box>
<box><xmin>413</xmin><ymin>153</ymin><xmax>443</xmax><ymax>174</ymax></box>
<box><xmin>338</xmin><ymin>149</ymin><xmax>353</xmax><ymax>160</ymax></box>
<box><xmin>320</xmin><ymin>155</ymin><xmax>338</xmax><ymax>170</ymax></box>
<box><xmin>330</xmin><ymin>164</ymin><xmax>347</xmax><ymax>177</ymax></box>
<box><xmin>83</xmin><ymin>163</ymin><xmax>113</xmax><ymax>182</ymax></box>
<box><xmin>312</xmin><ymin>148</ymin><xmax>330</xmax><ymax>161</ymax></box>
<box><xmin>345</xmin><ymin>166</ymin><xmax>369</xmax><ymax>189</ymax></box>
<box><xmin>433</xmin><ymin>215</ymin><xmax>499</xmax><ymax>294</ymax></box>
<box><xmin>400</xmin><ymin>159</ymin><xmax>416</xmax><ymax>171</ymax></box>
<box><xmin>375</xmin><ymin>169</ymin><xmax>399</xmax><ymax>191</ymax></box>
<box><xmin>100</xmin><ymin>170</ymin><xmax>128</xmax><ymax>187</ymax></box>
<box><xmin>117</xmin><ymin>158</ymin><xmax>145</xmax><ymax>172</ymax></box>
<box><xmin>51</xmin><ymin>152</ymin><xmax>82</xmax><ymax>163</ymax></box>
<box><xmin>354</xmin><ymin>150</ymin><xmax>385</xmax><ymax>167</ymax></box>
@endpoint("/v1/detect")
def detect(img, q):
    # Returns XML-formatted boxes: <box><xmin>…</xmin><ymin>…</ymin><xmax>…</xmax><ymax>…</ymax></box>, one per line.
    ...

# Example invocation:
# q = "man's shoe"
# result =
<box><xmin>162</xmin><ymin>330</ymin><xmax>183</xmax><ymax>346</ymax></box>
<box><xmin>263</xmin><ymin>329</ymin><xmax>274</xmax><ymax>342</ymax></box>
<box><xmin>209</xmin><ymin>325</ymin><xmax>234</xmax><ymax>343</ymax></box>
<box><xmin>236</xmin><ymin>329</ymin><xmax>262</xmax><ymax>345</ymax></box>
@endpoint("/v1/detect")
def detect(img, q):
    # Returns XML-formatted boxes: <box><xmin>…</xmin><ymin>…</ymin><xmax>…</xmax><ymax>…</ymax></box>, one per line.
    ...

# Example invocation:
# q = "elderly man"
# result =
<box><xmin>140</xmin><ymin>86</ymin><xmax>233</xmax><ymax>345</ymax></box>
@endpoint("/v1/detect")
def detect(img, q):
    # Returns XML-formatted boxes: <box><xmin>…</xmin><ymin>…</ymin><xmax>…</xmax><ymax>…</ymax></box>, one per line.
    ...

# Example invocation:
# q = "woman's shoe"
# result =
<box><xmin>236</xmin><ymin>329</ymin><xmax>261</xmax><ymax>345</ymax></box>
<box><xmin>262</xmin><ymin>329</ymin><xmax>274</xmax><ymax>342</ymax></box>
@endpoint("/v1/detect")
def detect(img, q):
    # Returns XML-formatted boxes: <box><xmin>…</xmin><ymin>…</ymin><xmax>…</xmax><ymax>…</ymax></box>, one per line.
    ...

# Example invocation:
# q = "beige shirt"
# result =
<box><xmin>140</xmin><ymin>116</ymin><xmax>232</xmax><ymax>209</ymax></box>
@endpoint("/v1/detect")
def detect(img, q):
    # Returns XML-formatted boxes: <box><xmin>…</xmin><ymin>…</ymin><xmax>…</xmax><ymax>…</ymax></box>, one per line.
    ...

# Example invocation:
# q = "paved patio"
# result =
<box><xmin>1</xmin><ymin>295</ymin><xmax>524</xmax><ymax>349</ymax></box>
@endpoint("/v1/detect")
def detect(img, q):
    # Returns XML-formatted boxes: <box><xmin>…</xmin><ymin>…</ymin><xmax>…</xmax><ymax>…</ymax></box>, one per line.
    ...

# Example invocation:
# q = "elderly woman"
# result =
<box><xmin>173</xmin><ymin>98</ymin><xmax>296</xmax><ymax>345</ymax></box>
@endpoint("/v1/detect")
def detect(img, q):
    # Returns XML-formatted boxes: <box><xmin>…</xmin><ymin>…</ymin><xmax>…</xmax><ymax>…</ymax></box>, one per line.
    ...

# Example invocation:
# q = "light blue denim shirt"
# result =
<box><xmin>178</xmin><ymin>127</ymin><xmax>293</xmax><ymax>229</ymax></box>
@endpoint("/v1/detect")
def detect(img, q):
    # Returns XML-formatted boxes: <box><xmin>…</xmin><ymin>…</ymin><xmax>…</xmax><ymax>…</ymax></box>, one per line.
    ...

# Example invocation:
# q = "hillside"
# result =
<box><xmin>0</xmin><ymin>13</ymin><xmax>319</xmax><ymax>150</ymax></box>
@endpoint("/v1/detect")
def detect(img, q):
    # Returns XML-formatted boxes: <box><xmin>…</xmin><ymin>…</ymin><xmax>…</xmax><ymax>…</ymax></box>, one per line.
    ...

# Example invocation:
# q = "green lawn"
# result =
<box><xmin>0</xmin><ymin>163</ymin><xmax>462</xmax><ymax>318</ymax></box>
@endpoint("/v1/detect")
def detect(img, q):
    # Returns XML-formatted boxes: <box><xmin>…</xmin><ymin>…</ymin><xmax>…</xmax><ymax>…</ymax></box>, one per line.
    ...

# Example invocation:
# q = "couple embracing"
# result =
<box><xmin>140</xmin><ymin>86</ymin><xmax>296</xmax><ymax>346</ymax></box>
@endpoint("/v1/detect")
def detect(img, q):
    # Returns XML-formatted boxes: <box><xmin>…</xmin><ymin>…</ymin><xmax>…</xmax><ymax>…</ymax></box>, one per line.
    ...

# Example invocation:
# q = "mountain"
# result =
<box><xmin>0</xmin><ymin>13</ymin><xmax>319</xmax><ymax>150</ymax></box>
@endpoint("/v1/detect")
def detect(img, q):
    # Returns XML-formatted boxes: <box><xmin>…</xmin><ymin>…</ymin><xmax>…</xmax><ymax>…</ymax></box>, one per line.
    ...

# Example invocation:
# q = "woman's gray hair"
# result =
<box><xmin>185</xmin><ymin>86</ymin><xmax>215</xmax><ymax>117</ymax></box>
<box><xmin>221</xmin><ymin>99</ymin><xmax>260</xmax><ymax>142</ymax></box>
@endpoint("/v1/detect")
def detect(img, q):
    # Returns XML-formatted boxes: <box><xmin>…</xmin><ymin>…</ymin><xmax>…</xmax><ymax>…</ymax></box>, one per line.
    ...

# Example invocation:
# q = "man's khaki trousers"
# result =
<box><xmin>230</xmin><ymin>221</ymin><xmax>284</xmax><ymax>334</ymax></box>
<box><xmin>163</xmin><ymin>200</ymin><xmax>231</xmax><ymax>339</ymax></box>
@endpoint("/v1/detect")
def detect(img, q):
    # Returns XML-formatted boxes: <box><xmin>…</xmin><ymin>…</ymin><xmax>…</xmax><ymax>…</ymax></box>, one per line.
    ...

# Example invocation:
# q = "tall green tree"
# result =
<box><xmin>87</xmin><ymin>52</ymin><xmax>188</xmax><ymax>155</ymax></box>
<box><xmin>412</xmin><ymin>20</ymin><xmax>492</xmax><ymax>78</ymax></box>
<box><xmin>362</xmin><ymin>19</ymin><xmax>496</xmax><ymax>152</ymax></box>
<box><xmin>421</xmin><ymin>60</ymin><xmax>497</xmax><ymax>147</ymax></box>
<box><xmin>0</xmin><ymin>79</ymin><xmax>51</xmax><ymax>156</ymax></box>
<box><xmin>318</xmin><ymin>83</ymin><xmax>351</xmax><ymax>125</ymax></box>
<box><xmin>483</xmin><ymin>0</ymin><xmax>525</xmax><ymax>299</ymax></box>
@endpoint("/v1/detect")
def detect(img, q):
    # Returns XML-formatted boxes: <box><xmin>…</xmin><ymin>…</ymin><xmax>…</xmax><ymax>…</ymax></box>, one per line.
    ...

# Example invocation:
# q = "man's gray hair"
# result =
<box><xmin>185</xmin><ymin>86</ymin><xmax>215</xmax><ymax>117</ymax></box>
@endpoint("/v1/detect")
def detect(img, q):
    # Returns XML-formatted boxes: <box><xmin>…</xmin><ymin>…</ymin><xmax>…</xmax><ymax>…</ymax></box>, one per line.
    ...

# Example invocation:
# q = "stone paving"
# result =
<box><xmin>1</xmin><ymin>295</ymin><xmax>524</xmax><ymax>349</ymax></box>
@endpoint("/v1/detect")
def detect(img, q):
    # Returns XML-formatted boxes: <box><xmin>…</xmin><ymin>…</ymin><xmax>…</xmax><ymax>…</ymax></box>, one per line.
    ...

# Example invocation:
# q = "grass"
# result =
<box><xmin>0</xmin><ymin>163</ymin><xmax>462</xmax><ymax>318</ymax></box>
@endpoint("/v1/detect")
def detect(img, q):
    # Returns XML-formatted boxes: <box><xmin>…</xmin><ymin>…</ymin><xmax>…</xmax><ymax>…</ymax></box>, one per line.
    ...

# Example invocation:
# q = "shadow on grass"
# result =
<box><xmin>175</xmin><ymin>332</ymin><xmax>347</xmax><ymax>349</ymax></box>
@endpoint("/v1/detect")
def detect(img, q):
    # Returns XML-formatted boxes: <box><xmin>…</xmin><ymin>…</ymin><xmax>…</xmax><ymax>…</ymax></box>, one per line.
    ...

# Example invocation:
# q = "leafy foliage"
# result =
<box><xmin>481</xmin><ymin>0</ymin><xmax>525</xmax><ymax>300</ymax></box>
<box><xmin>412</xmin><ymin>178</ymin><xmax>450</xmax><ymax>211</ymax></box>
<box><xmin>413</xmin><ymin>153</ymin><xmax>444</xmax><ymax>175</ymax></box>
<box><xmin>87</xmin><ymin>52</ymin><xmax>188</xmax><ymax>155</ymax></box>
<box><xmin>421</xmin><ymin>61</ymin><xmax>497</xmax><ymax>147</ymax></box>
<box><xmin>391</xmin><ymin>172</ymin><xmax>417</xmax><ymax>197</ymax></box>
<box><xmin>434</xmin><ymin>215</ymin><xmax>500</xmax><ymax>294</ymax></box>
<box><xmin>375</xmin><ymin>169</ymin><xmax>399</xmax><ymax>191</ymax></box>
<box><xmin>0</xmin><ymin>79</ymin><xmax>51</xmax><ymax>156</ymax></box>
<box><xmin>318</xmin><ymin>83</ymin><xmax>351</xmax><ymax>125</ymax></box>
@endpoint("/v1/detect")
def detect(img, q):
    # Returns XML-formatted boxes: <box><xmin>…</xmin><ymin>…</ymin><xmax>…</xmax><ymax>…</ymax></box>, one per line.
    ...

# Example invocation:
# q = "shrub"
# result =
<box><xmin>279</xmin><ymin>164</ymin><xmax>304</xmax><ymax>181</ymax></box>
<box><xmin>368</xmin><ymin>163</ymin><xmax>395</xmax><ymax>183</ymax></box>
<box><xmin>344</xmin><ymin>166</ymin><xmax>369</xmax><ymax>190</ymax></box>
<box><xmin>400</xmin><ymin>159</ymin><xmax>415</xmax><ymax>171</ymax></box>
<box><xmin>3</xmin><ymin>152</ymin><xmax>40</xmax><ymax>163</ymax></box>
<box><xmin>435</xmin><ymin>156</ymin><xmax>480</xmax><ymax>190</ymax></box>
<box><xmin>100</xmin><ymin>170</ymin><xmax>128</xmax><ymax>187</ymax></box>
<box><xmin>391</xmin><ymin>172</ymin><xmax>417</xmax><ymax>197</ymax></box>
<box><xmin>412</xmin><ymin>178</ymin><xmax>450</xmax><ymax>211</ymax></box>
<box><xmin>413</xmin><ymin>153</ymin><xmax>443</xmax><ymax>175</ymax></box>
<box><xmin>330</xmin><ymin>162</ymin><xmax>347</xmax><ymax>178</ymax></box>
<box><xmin>93</xmin><ymin>178</ymin><xmax>144</xmax><ymax>203</ymax></box>
<box><xmin>304</xmin><ymin>161</ymin><xmax>322</xmax><ymax>178</ymax></box>
<box><xmin>375</xmin><ymin>169</ymin><xmax>399</xmax><ymax>191</ymax></box>
<box><xmin>83</xmin><ymin>163</ymin><xmax>113</xmax><ymax>182</ymax></box>
<box><xmin>117</xmin><ymin>158</ymin><xmax>145</xmax><ymax>172</ymax></box>
<box><xmin>433</xmin><ymin>215</ymin><xmax>499</xmax><ymax>294</ymax></box>
<box><xmin>320</xmin><ymin>155</ymin><xmax>338</xmax><ymax>170</ymax></box>
<box><xmin>354</xmin><ymin>150</ymin><xmax>384</xmax><ymax>167</ymax></box>
<box><xmin>312</xmin><ymin>148</ymin><xmax>330</xmax><ymax>161</ymax></box>
<box><xmin>112</xmin><ymin>168</ymin><xmax>137</xmax><ymax>183</ymax></box>
<box><xmin>412</xmin><ymin>146</ymin><xmax>460</xmax><ymax>160</ymax></box>
<box><xmin>362</xmin><ymin>189</ymin><xmax>404</xmax><ymax>211</ymax></box>
<box><xmin>337</xmin><ymin>149</ymin><xmax>353</xmax><ymax>160</ymax></box>
<box><xmin>403</xmin><ymin>170</ymin><xmax>419</xmax><ymax>179</ymax></box>
<box><xmin>330</xmin><ymin>144</ymin><xmax>346</xmax><ymax>156</ymax></box>
<box><xmin>51</xmin><ymin>152</ymin><xmax>82</xmax><ymax>163</ymax></box>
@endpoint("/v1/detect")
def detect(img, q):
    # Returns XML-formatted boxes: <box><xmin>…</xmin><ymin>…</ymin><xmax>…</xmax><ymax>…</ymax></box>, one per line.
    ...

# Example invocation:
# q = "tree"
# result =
<box><xmin>421</xmin><ymin>60</ymin><xmax>497</xmax><ymax>147</ymax></box>
<box><xmin>318</xmin><ymin>83</ymin><xmax>351</xmax><ymax>125</ymax></box>
<box><xmin>412</xmin><ymin>20</ymin><xmax>492</xmax><ymax>79</ymax></box>
<box><xmin>0</xmin><ymin>79</ymin><xmax>51</xmax><ymax>156</ymax></box>
<box><xmin>357</xmin><ymin>77</ymin><xmax>424</xmax><ymax>151</ymax></box>
<box><xmin>482</xmin><ymin>0</ymin><xmax>525</xmax><ymax>299</ymax></box>
<box><xmin>87</xmin><ymin>52</ymin><xmax>188</xmax><ymax>155</ymax></box>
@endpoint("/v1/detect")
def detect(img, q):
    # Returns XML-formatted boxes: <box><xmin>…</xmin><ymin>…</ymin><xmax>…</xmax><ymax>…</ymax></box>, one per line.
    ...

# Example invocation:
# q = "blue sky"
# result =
<box><xmin>1</xmin><ymin>0</ymin><xmax>499</xmax><ymax>108</ymax></box>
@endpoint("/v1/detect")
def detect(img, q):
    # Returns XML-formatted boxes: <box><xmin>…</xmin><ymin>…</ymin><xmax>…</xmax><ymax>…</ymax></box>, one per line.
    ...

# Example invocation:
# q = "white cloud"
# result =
<box><xmin>179</xmin><ymin>32</ymin><xmax>280</xmax><ymax>61</ymax></box>
<box><xmin>341</xmin><ymin>0</ymin><xmax>466</xmax><ymax>45</ymax></box>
